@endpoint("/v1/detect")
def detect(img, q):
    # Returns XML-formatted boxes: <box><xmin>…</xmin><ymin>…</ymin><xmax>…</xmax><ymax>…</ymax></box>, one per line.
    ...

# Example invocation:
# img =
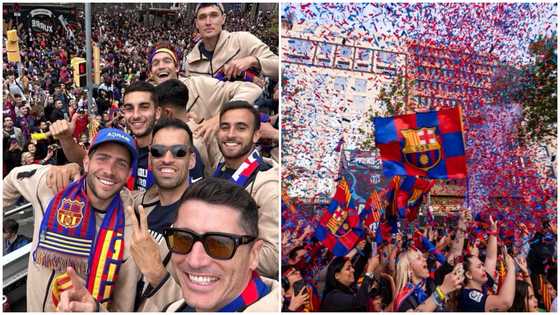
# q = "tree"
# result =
<box><xmin>516</xmin><ymin>35</ymin><xmax>557</xmax><ymax>142</ymax></box>
<box><xmin>358</xmin><ymin>73</ymin><xmax>410</xmax><ymax>151</ymax></box>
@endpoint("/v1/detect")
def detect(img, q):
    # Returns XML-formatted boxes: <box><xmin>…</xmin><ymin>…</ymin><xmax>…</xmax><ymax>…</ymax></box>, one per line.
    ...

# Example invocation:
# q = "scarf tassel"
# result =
<box><xmin>35</xmin><ymin>246</ymin><xmax>89</xmax><ymax>276</ymax></box>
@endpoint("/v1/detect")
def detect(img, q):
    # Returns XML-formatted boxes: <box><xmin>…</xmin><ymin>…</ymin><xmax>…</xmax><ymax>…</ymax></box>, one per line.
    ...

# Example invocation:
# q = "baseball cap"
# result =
<box><xmin>89</xmin><ymin>128</ymin><xmax>138</xmax><ymax>169</ymax></box>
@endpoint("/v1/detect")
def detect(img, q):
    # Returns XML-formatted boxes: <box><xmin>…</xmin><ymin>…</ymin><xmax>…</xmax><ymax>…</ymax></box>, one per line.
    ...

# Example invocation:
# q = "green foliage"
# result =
<box><xmin>377</xmin><ymin>74</ymin><xmax>409</xmax><ymax>116</ymax></box>
<box><xmin>517</xmin><ymin>34</ymin><xmax>557</xmax><ymax>142</ymax></box>
<box><xmin>357</xmin><ymin>74</ymin><xmax>409</xmax><ymax>151</ymax></box>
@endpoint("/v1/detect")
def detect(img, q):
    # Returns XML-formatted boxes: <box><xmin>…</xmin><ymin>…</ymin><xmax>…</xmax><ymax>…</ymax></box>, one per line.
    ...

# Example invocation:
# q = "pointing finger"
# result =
<box><xmin>67</xmin><ymin>267</ymin><xmax>85</xmax><ymax>289</ymax></box>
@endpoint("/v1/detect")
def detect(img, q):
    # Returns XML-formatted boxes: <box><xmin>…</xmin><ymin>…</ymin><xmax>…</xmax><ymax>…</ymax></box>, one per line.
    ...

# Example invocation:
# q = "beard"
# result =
<box><xmin>219</xmin><ymin>139</ymin><xmax>254</xmax><ymax>161</ymax></box>
<box><xmin>154</xmin><ymin>173</ymin><xmax>187</xmax><ymax>191</ymax></box>
<box><xmin>130</xmin><ymin>116</ymin><xmax>156</xmax><ymax>138</ymax></box>
<box><xmin>85</xmin><ymin>172</ymin><xmax>122</xmax><ymax>207</ymax></box>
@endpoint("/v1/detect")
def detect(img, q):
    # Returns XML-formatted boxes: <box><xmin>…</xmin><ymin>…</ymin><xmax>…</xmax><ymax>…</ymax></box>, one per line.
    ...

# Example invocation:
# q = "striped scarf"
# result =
<box><xmin>213</xmin><ymin>149</ymin><xmax>262</xmax><ymax>188</ymax></box>
<box><xmin>218</xmin><ymin>271</ymin><xmax>270</xmax><ymax>312</ymax></box>
<box><xmin>540</xmin><ymin>274</ymin><xmax>552</xmax><ymax>311</ymax></box>
<box><xmin>34</xmin><ymin>177</ymin><xmax>125</xmax><ymax>306</ymax></box>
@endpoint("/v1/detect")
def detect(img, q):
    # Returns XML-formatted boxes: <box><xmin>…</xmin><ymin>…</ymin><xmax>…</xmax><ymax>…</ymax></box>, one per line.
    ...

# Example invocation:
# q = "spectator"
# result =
<box><xmin>510</xmin><ymin>280</ymin><xmax>539</xmax><ymax>312</ymax></box>
<box><xmin>320</xmin><ymin>255</ymin><xmax>378</xmax><ymax>311</ymax></box>
<box><xmin>3</xmin><ymin>219</ymin><xmax>31</xmax><ymax>255</ymax></box>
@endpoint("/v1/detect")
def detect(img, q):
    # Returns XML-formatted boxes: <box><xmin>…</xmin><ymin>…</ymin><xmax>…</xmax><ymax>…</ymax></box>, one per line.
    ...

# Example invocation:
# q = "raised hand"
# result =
<box><xmin>288</xmin><ymin>286</ymin><xmax>309</xmax><ymax>311</ymax></box>
<box><xmin>50</xmin><ymin>117</ymin><xmax>77</xmax><ymax>141</ymax></box>
<box><xmin>489</xmin><ymin>215</ymin><xmax>498</xmax><ymax>233</ymax></box>
<box><xmin>57</xmin><ymin>267</ymin><xmax>97</xmax><ymax>312</ymax></box>
<box><xmin>193</xmin><ymin>115</ymin><xmax>219</xmax><ymax>143</ymax></box>
<box><xmin>440</xmin><ymin>264</ymin><xmax>464</xmax><ymax>295</ymax></box>
<box><xmin>126</xmin><ymin>205</ymin><xmax>166</xmax><ymax>286</ymax></box>
<box><xmin>46</xmin><ymin>163</ymin><xmax>81</xmax><ymax>193</ymax></box>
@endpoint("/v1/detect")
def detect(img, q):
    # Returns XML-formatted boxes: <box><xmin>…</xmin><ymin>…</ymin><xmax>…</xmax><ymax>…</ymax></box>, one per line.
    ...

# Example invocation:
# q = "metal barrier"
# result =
<box><xmin>4</xmin><ymin>203</ymin><xmax>32</xmax><ymax>217</ymax></box>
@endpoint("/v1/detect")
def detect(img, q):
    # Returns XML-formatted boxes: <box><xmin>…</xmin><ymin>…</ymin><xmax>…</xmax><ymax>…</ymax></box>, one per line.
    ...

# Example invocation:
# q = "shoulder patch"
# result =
<box><xmin>17</xmin><ymin>169</ymin><xmax>37</xmax><ymax>180</ymax></box>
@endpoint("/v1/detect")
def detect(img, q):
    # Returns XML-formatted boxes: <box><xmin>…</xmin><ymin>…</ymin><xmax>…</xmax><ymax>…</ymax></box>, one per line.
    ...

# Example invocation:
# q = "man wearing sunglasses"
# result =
<box><xmin>214</xmin><ymin>100</ymin><xmax>279</xmax><ymax>279</ymax></box>
<box><xmin>125</xmin><ymin>117</ymin><xmax>199</xmax><ymax>311</ymax></box>
<box><xmin>185</xmin><ymin>3</ymin><xmax>279</xmax><ymax>82</ymax></box>
<box><xmin>155</xmin><ymin>78</ymin><xmax>208</xmax><ymax>179</ymax></box>
<box><xmin>153</xmin><ymin>177</ymin><xmax>279</xmax><ymax>312</ymax></box>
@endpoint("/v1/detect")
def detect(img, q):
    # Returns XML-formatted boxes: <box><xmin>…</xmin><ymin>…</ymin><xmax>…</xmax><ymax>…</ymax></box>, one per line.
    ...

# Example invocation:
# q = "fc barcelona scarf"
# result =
<box><xmin>213</xmin><ymin>149</ymin><xmax>262</xmax><ymax>188</ymax></box>
<box><xmin>218</xmin><ymin>271</ymin><xmax>270</xmax><ymax>312</ymax></box>
<box><xmin>34</xmin><ymin>177</ymin><xmax>125</xmax><ymax>305</ymax></box>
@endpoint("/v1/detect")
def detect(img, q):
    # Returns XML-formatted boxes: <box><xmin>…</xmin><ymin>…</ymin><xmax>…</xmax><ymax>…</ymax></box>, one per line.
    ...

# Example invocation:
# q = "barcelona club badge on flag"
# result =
<box><xmin>315</xmin><ymin>178</ymin><xmax>364</xmax><ymax>256</ymax></box>
<box><xmin>373</xmin><ymin>107</ymin><xmax>467</xmax><ymax>179</ymax></box>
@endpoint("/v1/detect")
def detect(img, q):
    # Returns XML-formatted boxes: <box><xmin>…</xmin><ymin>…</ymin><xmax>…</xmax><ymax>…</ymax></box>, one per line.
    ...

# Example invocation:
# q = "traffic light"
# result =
<box><xmin>6</xmin><ymin>29</ymin><xmax>21</xmax><ymax>63</ymax></box>
<box><xmin>72</xmin><ymin>57</ymin><xmax>87</xmax><ymax>88</ymax></box>
<box><xmin>93</xmin><ymin>44</ymin><xmax>101</xmax><ymax>85</ymax></box>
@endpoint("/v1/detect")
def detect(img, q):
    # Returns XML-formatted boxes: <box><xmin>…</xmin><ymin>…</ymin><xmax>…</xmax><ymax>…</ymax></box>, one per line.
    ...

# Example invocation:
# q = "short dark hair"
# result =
<box><xmin>3</xmin><ymin>219</ymin><xmax>19</xmax><ymax>234</ymax></box>
<box><xmin>195</xmin><ymin>3</ymin><xmax>224</xmax><ymax>16</ymax></box>
<box><xmin>152</xmin><ymin>117</ymin><xmax>194</xmax><ymax>149</ymax></box>
<box><xmin>123</xmin><ymin>81</ymin><xmax>158</xmax><ymax>106</ymax></box>
<box><xmin>288</xmin><ymin>245</ymin><xmax>305</xmax><ymax>260</ymax></box>
<box><xmin>220</xmin><ymin>100</ymin><xmax>260</xmax><ymax>131</ymax></box>
<box><xmin>155</xmin><ymin>79</ymin><xmax>188</xmax><ymax>112</ymax></box>
<box><xmin>178</xmin><ymin>177</ymin><xmax>259</xmax><ymax>237</ymax></box>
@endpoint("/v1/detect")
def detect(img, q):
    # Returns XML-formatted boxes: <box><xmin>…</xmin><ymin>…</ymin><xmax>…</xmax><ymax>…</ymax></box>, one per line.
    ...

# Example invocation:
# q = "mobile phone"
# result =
<box><xmin>293</xmin><ymin>280</ymin><xmax>306</xmax><ymax>295</ymax></box>
<box><xmin>502</xmin><ymin>245</ymin><xmax>508</xmax><ymax>256</ymax></box>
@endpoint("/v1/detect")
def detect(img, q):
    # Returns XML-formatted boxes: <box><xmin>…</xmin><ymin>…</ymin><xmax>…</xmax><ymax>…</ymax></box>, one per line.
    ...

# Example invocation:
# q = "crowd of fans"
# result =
<box><xmin>282</xmin><ymin>209</ymin><xmax>557</xmax><ymax>312</ymax></box>
<box><xmin>3</xmin><ymin>3</ymin><xmax>278</xmax><ymax>178</ymax></box>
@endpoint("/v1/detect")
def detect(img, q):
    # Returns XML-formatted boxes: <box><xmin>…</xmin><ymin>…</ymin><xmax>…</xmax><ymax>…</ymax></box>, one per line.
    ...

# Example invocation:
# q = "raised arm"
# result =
<box><xmin>484</xmin><ymin>254</ymin><xmax>516</xmax><ymax>311</ymax></box>
<box><xmin>49</xmin><ymin>117</ymin><xmax>87</xmax><ymax>166</ymax></box>
<box><xmin>485</xmin><ymin>216</ymin><xmax>498</xmax><ymax>276</ymax></box>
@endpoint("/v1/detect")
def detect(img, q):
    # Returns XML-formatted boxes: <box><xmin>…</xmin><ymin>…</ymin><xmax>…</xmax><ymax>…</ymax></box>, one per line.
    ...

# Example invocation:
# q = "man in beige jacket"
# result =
<box><xmin>212</xmin><ymin>100</ymin><xmax>279</xmax><ymax>279</ymax></box>
<box><xmin>3</xmin><ymin>128</ymin><xmax>168</xmax><ymax>312</ymax></box>
<box><xmin>157</xmin><ymin>178</ymin><xmax>279</xmax><ymax>312</ymax></box>
<box><xmin>185</xmin><ymin>3</ymin><xmax>279</xmax><ymax>81</ymax></box>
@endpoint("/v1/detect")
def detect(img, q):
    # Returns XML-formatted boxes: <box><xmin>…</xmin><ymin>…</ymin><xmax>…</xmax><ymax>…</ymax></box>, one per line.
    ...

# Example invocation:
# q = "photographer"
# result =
<box><xmin>320</xmin><ymin>253</ymin><xmax>380</xmax><ymax>312</ymax></box>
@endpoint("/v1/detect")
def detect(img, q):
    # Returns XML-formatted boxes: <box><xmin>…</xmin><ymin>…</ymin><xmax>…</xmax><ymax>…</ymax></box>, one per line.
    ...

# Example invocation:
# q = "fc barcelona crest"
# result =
<box><xmin>57</xmin><ymin>199</ymin><xmax>85</xmax><ymax>228</ymax></box>
<box><xmin>401</xmin><ymin>127</ymin><xmax>441</xmax><ymax>170</ymax></box>
<box><xmin>326</xmin><ymin>206</ymin><xmax>352</xmax><ymax>237</ymax></box>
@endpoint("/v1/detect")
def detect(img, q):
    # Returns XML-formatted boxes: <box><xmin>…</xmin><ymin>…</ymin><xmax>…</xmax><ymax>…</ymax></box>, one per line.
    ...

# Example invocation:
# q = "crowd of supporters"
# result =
<box><xmin>282</xmin><ymin>209</ymin><xmax>557</xmax><ymax>312</ymax></box>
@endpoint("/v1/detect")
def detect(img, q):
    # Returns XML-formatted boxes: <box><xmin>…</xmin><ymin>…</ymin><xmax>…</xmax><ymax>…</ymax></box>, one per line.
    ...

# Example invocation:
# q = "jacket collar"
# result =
<box><xmin>186</xmin><ymin>30</ymin><xmax>231</xmax><ymax>64</ymax></box>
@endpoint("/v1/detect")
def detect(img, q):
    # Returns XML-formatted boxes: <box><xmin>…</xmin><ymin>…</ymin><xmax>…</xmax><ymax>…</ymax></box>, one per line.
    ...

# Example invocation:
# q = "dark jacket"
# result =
<box><xmin>320</xmin><ymin>277</ymin><xmax>372</xmax><ymax>312</ymax></box>
<box><xmin>3</xmin><ymin>234</ymin><xmax>31</xmax><ymax>254</ymax></box>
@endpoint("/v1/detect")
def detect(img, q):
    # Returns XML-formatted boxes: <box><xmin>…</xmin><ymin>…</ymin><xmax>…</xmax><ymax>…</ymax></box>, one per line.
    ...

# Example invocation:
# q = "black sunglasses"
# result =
<box><xmin>163</xmin><ymin>227</ymin><xmax>256</xmax><ymax>260</ymax></box>
<box><xmin>150</xmin><ymin>144</ymin><xmax>189</xmax><ymax>158</ymax></box>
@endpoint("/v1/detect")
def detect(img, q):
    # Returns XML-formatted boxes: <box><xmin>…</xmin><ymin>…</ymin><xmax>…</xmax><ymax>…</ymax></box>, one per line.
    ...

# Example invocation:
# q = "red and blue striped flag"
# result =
<box><xmin>360</xmin><ymin>189</ymin><xmax>383</xmax><ymax>228</ymax></box>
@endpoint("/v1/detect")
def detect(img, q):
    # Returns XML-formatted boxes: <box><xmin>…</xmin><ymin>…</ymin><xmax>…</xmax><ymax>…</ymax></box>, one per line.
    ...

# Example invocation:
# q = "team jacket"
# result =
<box><xmin>179</xmin><ymin>75</ymin><xmax>263</xmax><ymax>174</ymax></box>
<box><xmin>185</xmin><ymin>30</ymin><xmax>279</xmax><ymax>81</ymax></box>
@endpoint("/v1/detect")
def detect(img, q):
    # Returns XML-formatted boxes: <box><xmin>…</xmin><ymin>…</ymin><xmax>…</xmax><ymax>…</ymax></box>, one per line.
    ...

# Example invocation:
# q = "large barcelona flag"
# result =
<box><xmin>373</xmin><ymin>107</ymin><xmax>467</xmax><ymax>179</ymax></box>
